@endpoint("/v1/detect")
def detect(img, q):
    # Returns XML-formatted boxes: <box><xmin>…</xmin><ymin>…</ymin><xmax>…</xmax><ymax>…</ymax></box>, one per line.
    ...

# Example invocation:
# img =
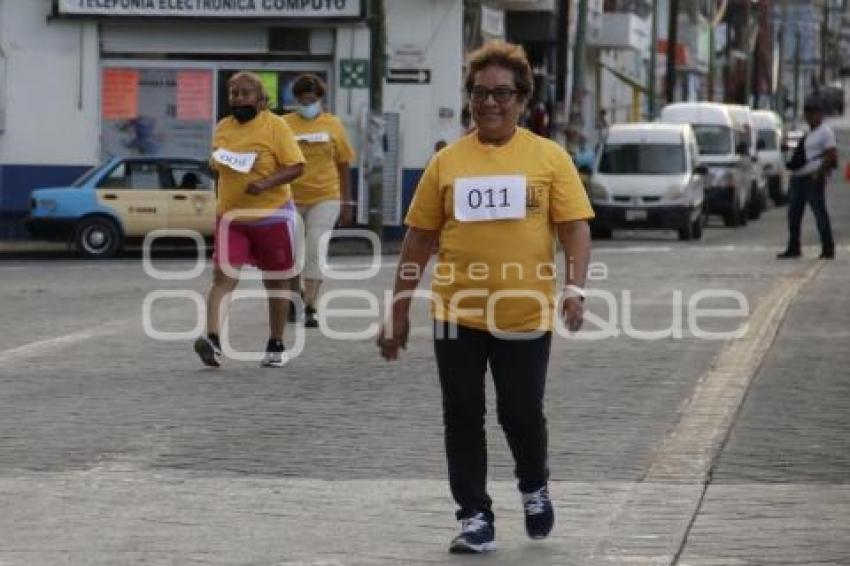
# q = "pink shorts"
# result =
<box><xmin>213</xmin><ymin>205</ymin><xmax>296</xmax><ymax>272</ymax></box>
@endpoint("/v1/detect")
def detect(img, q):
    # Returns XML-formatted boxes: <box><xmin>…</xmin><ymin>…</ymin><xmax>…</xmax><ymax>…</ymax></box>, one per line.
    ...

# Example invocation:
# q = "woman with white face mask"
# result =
<box><xmin>283</xmin><ymin>74</ymin><xmax>356</xmax><ymax>328</ymax></box>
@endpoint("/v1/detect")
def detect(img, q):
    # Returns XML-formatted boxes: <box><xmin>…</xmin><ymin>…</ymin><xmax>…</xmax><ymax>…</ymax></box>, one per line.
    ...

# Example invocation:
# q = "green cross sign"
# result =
<box><xmin>340</xmin><ymin>59</ymin><xmax>369</xmax><ymax>89</ymax></box>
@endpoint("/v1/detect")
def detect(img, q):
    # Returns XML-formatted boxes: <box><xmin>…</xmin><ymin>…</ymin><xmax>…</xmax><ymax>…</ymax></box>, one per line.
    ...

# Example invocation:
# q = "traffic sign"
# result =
<box><xmin>386</xmin><ymin>68</ymin><xmax>431</xmax><ymax>85</ymax></box>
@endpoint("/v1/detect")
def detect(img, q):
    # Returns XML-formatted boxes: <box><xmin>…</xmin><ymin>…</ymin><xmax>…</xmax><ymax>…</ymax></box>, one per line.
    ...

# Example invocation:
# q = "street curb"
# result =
<box><xmin>0</xmin><ymin>238</ymin><xmax>402</xmax><ymax>257</ymax></box>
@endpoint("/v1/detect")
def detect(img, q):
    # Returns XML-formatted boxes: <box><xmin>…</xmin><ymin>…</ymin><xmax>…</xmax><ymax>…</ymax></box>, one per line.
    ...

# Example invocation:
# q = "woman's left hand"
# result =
<box><xmin>561</xmin><ymin>296</ymin><xmax>584</xmax><ymax>332</ymax></box>
<box><xmin>244</xmin><ymin>180</ymin><xmax>268</xmax><ymax>196</ymax></box>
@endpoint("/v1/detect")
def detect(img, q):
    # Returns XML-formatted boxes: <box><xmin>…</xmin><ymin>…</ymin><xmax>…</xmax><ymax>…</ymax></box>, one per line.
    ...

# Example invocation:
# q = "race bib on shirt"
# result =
<box><xmin>453</xmin><ymin>175</ymin><xmax>527</xmax><ymax>222</ymax></box>
<box><xmin>295</xmin><ymin>132</ymin><xmax>331</xmax><ymax>144</ymax></box>
<box><xmin>212</xmin><ymin>148</ymin><xmax>257</xmax><ymax>174</ymax></box>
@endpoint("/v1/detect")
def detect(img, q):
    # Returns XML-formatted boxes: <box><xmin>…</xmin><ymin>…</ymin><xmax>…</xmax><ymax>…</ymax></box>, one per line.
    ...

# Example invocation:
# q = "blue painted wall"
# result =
<box><xmin>0</xmin><ymin>164</ymin><xmax>91</xmax><ymax>212</ymax></box>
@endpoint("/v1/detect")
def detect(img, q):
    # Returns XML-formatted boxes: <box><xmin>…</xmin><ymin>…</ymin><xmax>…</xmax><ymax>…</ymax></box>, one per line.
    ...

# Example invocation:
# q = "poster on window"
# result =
<box><xmin>177</xmin><ymin>70</ymin><xmax>213</xmax><ymax>121</ymax></box>
<box><xmin>102</xmin><ymin>69</ymin><xmax>139</xmax><ymax>120</ymax></box>
<box><xmin>101</xmin><ymin>68</ymin><xmax>213</xmax><ymax>160</ymax></box>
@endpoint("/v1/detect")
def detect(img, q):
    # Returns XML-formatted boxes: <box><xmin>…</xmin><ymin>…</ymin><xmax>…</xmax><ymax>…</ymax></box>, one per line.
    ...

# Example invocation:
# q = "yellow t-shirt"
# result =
<box><xmin>211</xmin><ymin>110</ymin><xmax>305</xmax><ymax>218</ymax></box>
<box><xmin>282</xmin><ymin>112</ymin><xmax>356</xmax><ymax>206</ymax></box>
<box><xmin>405</xmin><ymin>127</ymin><xmax>594</xmax><ymax>333</ymax></box>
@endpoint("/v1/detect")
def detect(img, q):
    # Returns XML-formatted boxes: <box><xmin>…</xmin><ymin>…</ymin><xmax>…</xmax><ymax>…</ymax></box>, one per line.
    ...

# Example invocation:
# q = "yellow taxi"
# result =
<box><xmin>26</xmin><ymin>157</ymin><xmax>216</xmax><ymax>257</ymax></box>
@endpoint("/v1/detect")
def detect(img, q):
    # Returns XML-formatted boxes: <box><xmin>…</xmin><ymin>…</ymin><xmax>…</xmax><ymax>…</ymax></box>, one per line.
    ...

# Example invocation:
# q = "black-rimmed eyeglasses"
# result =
<box><xmin>468</xmin><ymin>86</ymin><xmax>519</xmax><ymax>103</ymax></box>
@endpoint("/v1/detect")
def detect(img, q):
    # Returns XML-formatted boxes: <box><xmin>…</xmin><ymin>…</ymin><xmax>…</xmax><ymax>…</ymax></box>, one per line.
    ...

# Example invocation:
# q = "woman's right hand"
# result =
<box><xmin>377</xmin><ymin>315</ymin><xmax>410</xmax><ymax>361</ymax></box>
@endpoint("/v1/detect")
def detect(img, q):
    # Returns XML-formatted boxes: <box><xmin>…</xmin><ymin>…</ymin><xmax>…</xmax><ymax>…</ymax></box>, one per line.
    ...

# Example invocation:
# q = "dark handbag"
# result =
<box><xmin>786</xmin><ymin>135</ymin><xmax>807</xmax><ymax>171</ymax></box>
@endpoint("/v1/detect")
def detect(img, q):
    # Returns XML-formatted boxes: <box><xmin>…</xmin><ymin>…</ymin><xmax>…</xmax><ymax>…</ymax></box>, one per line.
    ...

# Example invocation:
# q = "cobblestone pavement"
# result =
<box><xmin>0</xmin><ymin>131</ymin><xmax>848</xmax><ymax>565</ymax></box>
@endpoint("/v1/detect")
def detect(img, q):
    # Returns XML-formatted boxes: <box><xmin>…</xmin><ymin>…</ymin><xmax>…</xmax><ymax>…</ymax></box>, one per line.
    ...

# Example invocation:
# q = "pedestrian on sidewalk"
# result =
<box><xmin>778</xmin><ymin>96</ymin><xmax>838</xmax><ymax>259</ymax></box>
<box><xmin>283</xmin><ymin>74</ymin><xmax>356</xmax><ymax>328</ymax></box>
<box><xmin>377</xmin><ymin>41</ymin><xmax>593</xmax><ymax>554</ymax></box>
<box><xmin>194</xmin><ymin>71</ymin><xmax>305</xmax><ymax>368</ymax></box>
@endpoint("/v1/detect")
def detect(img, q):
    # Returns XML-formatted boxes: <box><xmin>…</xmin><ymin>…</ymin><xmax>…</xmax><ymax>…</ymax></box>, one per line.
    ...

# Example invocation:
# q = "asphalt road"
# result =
<box><xmin>0</xmin><ymin>129</ymin><xmax>848</xmax><ymax>565</ymax></box>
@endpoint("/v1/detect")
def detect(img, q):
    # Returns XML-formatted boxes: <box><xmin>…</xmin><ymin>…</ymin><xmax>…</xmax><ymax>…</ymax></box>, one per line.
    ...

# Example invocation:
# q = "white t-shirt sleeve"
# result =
<box><xmin>798</xmin><ymin>125</ymin><xmax>836</xmax><ymax>176</ymax></box>
<box><xmin>822</xmin><ymin>126</ymin><xmax>837</xmax><ymax>150</ymax></box>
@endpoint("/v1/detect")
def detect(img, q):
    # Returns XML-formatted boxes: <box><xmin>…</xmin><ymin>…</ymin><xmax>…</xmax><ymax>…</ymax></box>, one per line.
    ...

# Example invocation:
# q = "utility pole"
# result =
<box><xmin>743</xmin><ymin>0</ymin><xmax>753</xmax><ymax>106</ymax></box>
<box><xmin>707</xmin><ymin>0</ymin><xmax>715</xmax><ymax>101</ymax></box>
<box><xmin>793</xmin><ymin>26</ymin><xmax>800</xmax><ymax>127</ymax></box>
<box><xmin>665</xmin><ymin>0</ymin><xmax>680</xmax><ymax>103</ymax></box>
<box><xmin>367</xmin><ymin>0</ymin><xmax>385</xmax><ymax>238</ymax></box>
<box><xmin>723</xmin><ymin>3</ymin><xmax>731</xmax><ymax>102</ymax></box>
<box><xmin>568</xmin><ymin>0</ymin><xmax>588</xmax><ymax>148</ymax></box>
<box><xmin>774</xmin><ymin>0</ymin><xmax>789</xmax><ymax>113</ymax></box>
<box><xmin>555</xmin><ymin>0</ymin><xmax>570</xmax><ymax>131</ymax></box>
<box><xmin>648</xmin><ymin>0</ymin><xmax>659</xmax><ymax>117</ymax></box>
<box><xmin>820</xmin><ymin>0</ymin><xmax>829</xmax><ymax>84</ymax></box>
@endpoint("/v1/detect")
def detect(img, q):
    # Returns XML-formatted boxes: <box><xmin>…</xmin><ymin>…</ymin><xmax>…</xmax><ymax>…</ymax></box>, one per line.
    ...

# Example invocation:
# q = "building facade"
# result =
<box><xmin>0</xmin><ymin>0</ymin><xmax>464</xmax><ymax>233</ymax></box>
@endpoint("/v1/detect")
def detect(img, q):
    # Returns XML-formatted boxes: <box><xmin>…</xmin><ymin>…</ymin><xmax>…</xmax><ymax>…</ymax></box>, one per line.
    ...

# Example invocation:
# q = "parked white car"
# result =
<box><xmin>587</xmin><ymin>123</ymin><xmax>707</xmax><ymax>240</ymax></box>
<box><xmin>659</xmin><ymin>102</ymin><xmax>750</xmax><ymax>227</ymax></box>
<box><xmin>725</xmin><ymin>104</ymin><xmax>768</xmax><ymax>219</ymax></box>
<box><xmin>752</xmin><ymin>109</ymin><xmax>787</xmax><ymax>205</ymax></box>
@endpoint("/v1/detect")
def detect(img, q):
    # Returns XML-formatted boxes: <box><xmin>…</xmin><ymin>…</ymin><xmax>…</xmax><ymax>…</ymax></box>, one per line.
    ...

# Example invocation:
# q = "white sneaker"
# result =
<box><xmin>260</xmin><ymin>339</ymin><xmax>287</xmax><ymax>368</ymax></box>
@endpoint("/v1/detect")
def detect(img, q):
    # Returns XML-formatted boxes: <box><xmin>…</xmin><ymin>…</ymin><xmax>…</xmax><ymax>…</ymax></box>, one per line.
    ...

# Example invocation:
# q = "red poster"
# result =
<box><xmin>177</xmin><ymin>70</ymin><xmax>213</xmax><ymax>121</ymax></box>
<box><xmin>102</xmin><ymin>69</ymin><xmax>139</xmax><ymax>120</ymax></box>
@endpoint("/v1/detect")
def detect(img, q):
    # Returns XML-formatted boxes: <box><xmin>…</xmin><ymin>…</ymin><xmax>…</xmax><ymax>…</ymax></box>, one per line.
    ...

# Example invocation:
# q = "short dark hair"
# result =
<box><xmin>292</xmin><ymin>73</ymin><xmax>327</xmax><ymax>98</ymax></box>
<box><xmin>803</xmin><ymin>96</ymin><xmax>824</xmax><ymax>113</ymax></box>
<box><xmin>464</xmin><ymin>40</ymin><xmax>533</xmax><ymax>100</ymax></box>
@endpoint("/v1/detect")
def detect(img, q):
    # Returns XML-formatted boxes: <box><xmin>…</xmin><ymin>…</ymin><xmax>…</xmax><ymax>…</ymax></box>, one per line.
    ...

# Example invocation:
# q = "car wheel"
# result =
<box><xmin>678</xmin><ymin>210</ymin><xmax>701</xmax><ymax>241</ymax></box>
<box><xmin>747</xmin><ymin>186</ymin><xmax>763</xmax><ymax>220</ymax></box>
<box><xmin>724</xmin><ymin>200</ymin><xmax>743</xmax><ymax>227</ymax></box>
<box><xmin>692</xmin><ymin>212</ymin><xmax>704</xmax><ymax>240</ymax></box>
<box><xmin>75</xmin><ymin>217</ymin><xmax>121</xmax><ymax>258</ymax></box>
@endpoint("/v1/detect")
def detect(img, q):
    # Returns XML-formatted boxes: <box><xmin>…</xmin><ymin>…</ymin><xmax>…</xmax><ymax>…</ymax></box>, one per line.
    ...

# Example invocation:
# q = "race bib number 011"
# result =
<box><xmin>212</xmin><ymin>148</ymin><xmax>257</xmax><ymax>174</ymax></box>
<box><xmin>454</xmin><ymin>175</ymin><xmax>527</xmax><ymax>222</ymax></box>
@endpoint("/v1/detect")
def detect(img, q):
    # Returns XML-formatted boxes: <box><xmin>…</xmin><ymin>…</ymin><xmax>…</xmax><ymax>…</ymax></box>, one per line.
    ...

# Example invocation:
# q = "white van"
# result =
<box><xmin>725</xmin><ymin>104</ymin><xmax>767</xmax><ymax>219</ymax></box>
<box><xmin>659</xmin><ymin>102</ymin><xmax>750</xmax><ymax>227</ymax></box>
<box><xmin>751</xmin><ymin>109</ymin><xmax>787</xmax><ymax>205</ymax></box>
<box><xmin>588</xmin><ymin>123</ymin><xmax>707</xmax><ymax>240</ymax></box>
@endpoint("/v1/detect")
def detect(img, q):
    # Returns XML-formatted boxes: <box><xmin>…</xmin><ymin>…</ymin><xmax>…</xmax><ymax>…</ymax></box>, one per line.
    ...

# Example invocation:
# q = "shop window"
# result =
<box><xmin>100</xmin><ymin>67</ymin><xmax>214</xmax><ymax>161</ymax></box>
<box><xmin>269</xmin><ymin>28</ymin><xmax>311</xmax><ymax>53</ymax></box>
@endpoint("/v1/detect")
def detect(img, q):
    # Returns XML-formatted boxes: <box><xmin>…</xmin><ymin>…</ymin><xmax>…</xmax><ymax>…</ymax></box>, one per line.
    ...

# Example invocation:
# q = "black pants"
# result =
<box><xmin>434</xmin><ymin>322</ymin><xmax>552</xmax><ymax>522</ymax></box>
<box><xmin>787</xmin><ymin>174</ymin><xmax>834</xmax><ymax>254</ymax></box>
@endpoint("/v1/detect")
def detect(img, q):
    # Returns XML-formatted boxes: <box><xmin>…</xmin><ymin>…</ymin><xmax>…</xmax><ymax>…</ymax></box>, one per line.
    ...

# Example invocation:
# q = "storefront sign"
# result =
<box><xmin>58</xmin><ymin>0</ymin><xmax>362</xmax><ymax>18</ymax></box>
<box><xmin>480</xmin><ymin>6</ymin><xmax>504</xmax><ymax>38</ymax></box>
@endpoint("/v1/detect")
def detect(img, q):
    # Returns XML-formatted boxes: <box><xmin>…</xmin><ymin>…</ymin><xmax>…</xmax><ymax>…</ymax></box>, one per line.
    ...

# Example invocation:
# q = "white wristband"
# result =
<box><xmin>564</xmin><ymin>284</ymin><xmax>586</xmax><ymax>301</ymax></box>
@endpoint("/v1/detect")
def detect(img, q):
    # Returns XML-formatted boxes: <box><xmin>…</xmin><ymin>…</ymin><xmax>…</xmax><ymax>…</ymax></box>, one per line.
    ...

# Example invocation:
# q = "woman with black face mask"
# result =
<box><xmin>194</xmin><ymin>71</ymin><xmax>306</xmax><ymax>370</ymax></box>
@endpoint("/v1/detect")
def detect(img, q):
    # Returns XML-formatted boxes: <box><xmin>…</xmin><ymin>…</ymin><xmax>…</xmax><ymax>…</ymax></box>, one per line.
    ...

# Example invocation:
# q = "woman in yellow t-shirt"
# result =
<box><xmin>283</xmin><ymin>74</ymin><xmax>356</xmax><ymax>328</ymax></box>
<box><xmin>194</xmin><ymin>71</ymin><xmax>305</xmax><ymax>370</ymax></box>
<box><xmin>378</xmin><ymin>41</ymin><xmax>594</xmax><ymax>553</ymax></box>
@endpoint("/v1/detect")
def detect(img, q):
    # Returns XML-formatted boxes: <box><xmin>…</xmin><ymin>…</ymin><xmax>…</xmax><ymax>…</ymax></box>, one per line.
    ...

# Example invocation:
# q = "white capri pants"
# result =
<box><xmin>297</xmin><ymin>199</ymin><xmax>340</xmax><ymax>280</ymax></box>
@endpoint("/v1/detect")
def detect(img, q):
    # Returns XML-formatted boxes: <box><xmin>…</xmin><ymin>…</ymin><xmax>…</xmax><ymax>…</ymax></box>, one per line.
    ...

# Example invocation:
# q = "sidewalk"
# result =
<box><xmin>676</xmin><ymin>257</ymin><xmax>850</xmax><ymax>566</ymax></box>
